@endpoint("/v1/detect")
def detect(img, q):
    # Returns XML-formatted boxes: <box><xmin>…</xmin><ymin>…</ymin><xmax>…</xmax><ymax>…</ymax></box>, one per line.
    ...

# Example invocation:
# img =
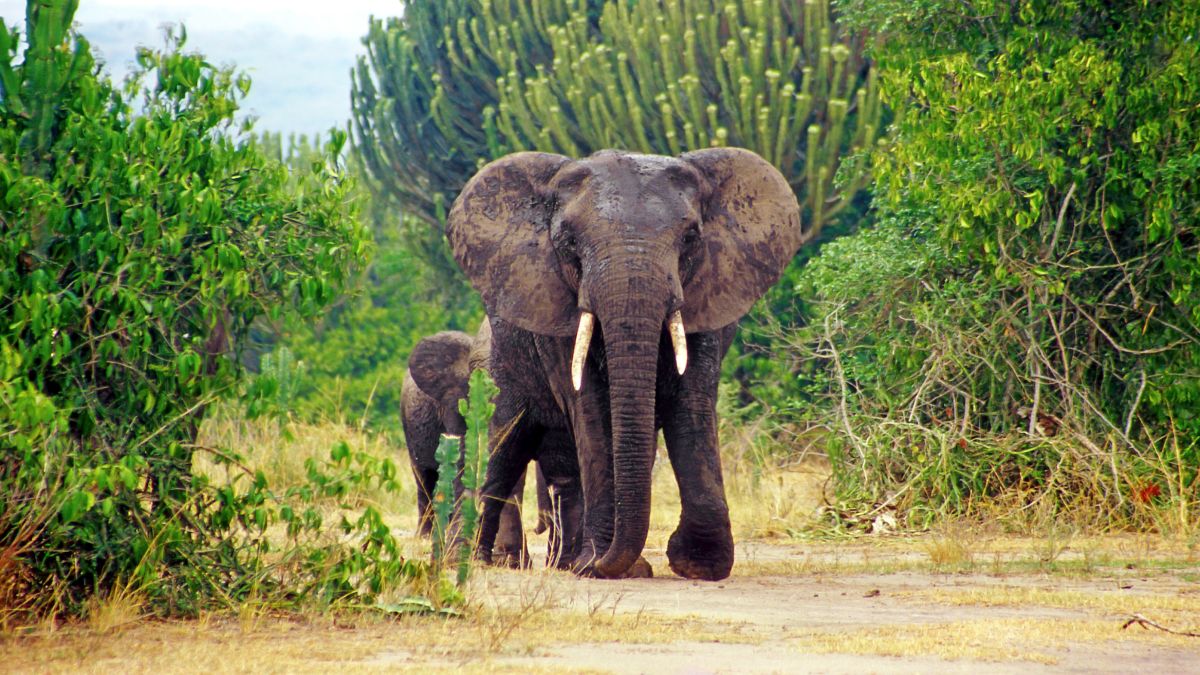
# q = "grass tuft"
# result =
<box><xmin>84</xmin><ymin>585</ymin><xmax>145</xmax><ymax>634</ymax></box>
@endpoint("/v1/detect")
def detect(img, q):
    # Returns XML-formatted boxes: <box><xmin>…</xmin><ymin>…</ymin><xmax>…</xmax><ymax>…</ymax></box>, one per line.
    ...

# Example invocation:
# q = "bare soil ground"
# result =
<box><xmin>4</xmin><ymin>534</ymin><xmax>1198</xmax><ymax>674</ymax></box>
<box><xmin>473</xmin><ymin>535</ymin><xmax>1200</xmax><ymax>674</ymax></box>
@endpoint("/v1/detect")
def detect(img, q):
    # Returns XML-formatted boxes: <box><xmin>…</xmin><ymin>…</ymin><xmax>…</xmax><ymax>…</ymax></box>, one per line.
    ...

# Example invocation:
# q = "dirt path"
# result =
<box><xmin>460</xmin><ymin>538</ymin><xmax>1200</xmax><ymax>674</ymax></box>
<box><xmin>5</xmin><ymin>536</ymin><xmax>1198</xmax><ymax>674</ymax></box>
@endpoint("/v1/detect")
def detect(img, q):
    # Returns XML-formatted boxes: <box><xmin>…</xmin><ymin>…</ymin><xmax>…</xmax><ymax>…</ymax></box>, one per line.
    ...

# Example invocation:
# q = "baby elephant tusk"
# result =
<box><xmin>571</xmin><ymin>312</ymin><xmax>595</xmax><ymax>391</ymax></box>
<box><xmin>668</xmin><ymin>310</ymin><xmax>687</xmax><ymax>375</ymax></box>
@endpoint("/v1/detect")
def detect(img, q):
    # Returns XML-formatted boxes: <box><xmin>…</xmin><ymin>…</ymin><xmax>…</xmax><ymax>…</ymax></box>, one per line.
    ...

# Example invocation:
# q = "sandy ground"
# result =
<box><xmin>464</xmin><ymin>539</ymin><xmax>1200</xmax><ymax>674</ymax></box>
<box><xmin>4</xmin><ymin>535</ymin><xmax>1199</xmax><ymax>674</ymax></box>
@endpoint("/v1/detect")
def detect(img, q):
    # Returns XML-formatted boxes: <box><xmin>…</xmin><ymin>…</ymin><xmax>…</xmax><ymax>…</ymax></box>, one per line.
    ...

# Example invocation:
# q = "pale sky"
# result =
<box><xmin>0</xmin><ymin>0</ymin><xmax>402</xmax><ymax>136</ymax></box>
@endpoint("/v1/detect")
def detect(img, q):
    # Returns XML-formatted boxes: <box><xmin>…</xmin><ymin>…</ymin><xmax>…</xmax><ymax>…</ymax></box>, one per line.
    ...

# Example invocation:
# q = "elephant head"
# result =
<box><xmin>447</xmin><ymin>149</ymin><xmax>802</xmax><ymax>577</ymax></box>
<box><xmin>407</xmin><ymin>324</ymin><xmax>490</xmax><ymax>435</ymax></box>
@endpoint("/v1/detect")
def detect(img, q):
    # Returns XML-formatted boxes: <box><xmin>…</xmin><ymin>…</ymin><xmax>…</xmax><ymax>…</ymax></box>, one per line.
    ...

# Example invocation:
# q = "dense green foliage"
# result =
<box><xmin>251</xmin><ymin>132</ymin><xmax>482</xmax><ymax>430</ymax></box>
<box><xmin>777</xmin><ymin>0</ymin><xmax>1199</xmax><ymax>526</ymax></box>
<box><xmin>0</xmin><ymin>3</ymin><xmax>424</xmax><ymax>619</ymax></box>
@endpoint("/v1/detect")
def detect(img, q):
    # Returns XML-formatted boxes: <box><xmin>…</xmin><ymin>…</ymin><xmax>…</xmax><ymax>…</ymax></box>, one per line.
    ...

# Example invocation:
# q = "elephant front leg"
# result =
<box><xmin>661</xmin><ymin>331</ymin><xmax>734</xmax><ymax>581</ymax></box>
<box><xmin>476</xmin><ymin>402</ymin><xmax>539</xmax><ymax>566</ymax></box>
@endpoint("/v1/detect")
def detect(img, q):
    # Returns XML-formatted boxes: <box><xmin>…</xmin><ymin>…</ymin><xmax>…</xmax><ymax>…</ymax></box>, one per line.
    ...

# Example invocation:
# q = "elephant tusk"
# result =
<box><xmin>571</xmin><ymin>312</ymin><xmax>594</xmax><ymax>391</ymax></box>
<box><xmin>668</xmin><ymin>310</ymin><xmax>687</xmax><ymax>375</ymax></box>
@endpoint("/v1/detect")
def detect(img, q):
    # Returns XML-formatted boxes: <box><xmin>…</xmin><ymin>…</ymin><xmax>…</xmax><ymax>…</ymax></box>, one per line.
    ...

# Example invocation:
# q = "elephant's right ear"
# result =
<box><xmin>408</xmin><ymin>332</ymin><xmax>474</xmax><ymax>405</ymax></box>
<box><xmin>446</xmin><ymin>152</ymin><xmax>578</xmax><ymax>337</ymax></box>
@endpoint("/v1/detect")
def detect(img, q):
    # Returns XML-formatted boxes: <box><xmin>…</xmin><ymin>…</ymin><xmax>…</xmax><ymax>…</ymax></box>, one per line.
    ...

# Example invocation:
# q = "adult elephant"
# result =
<box><xmin>447</xmin><ymin>148</ymin><xmax>803</xmax><ymax>580</ymax></box>
<box><xmin>400</xmin><ymin>321</ymin><xmax>556</xmax><ymax>567</ymax></box>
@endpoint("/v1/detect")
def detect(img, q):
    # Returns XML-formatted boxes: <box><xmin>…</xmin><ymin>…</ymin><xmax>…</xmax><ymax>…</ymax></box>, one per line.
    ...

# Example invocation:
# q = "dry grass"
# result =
<box><xmin>2</xmin><ymin>572</ymin><xmax>750</xmax><ymax>674</ymax></box>
<box><xmin>195</xmin><ymin>411</ymin><xmax>412</xmax><ymax>518</ymax></box>
<box><xmin>83</xmin><ymin>585</ymin><xmax>146</xmax><ymax>635</ymax></box>
<box><xmin>643</xmin><ymin>427</ymin><xmax>828</xmax><ymax>548</ymax></box>
<box><xmin>790</xmin><ymin>617</ymin><xmax>1199</xmax><ymax>665</ymax></box>
<box><xmin>16</xmin><ymin>414</ymin><xmax>1195</xmax><ymax>672</ymax></box>
<box><xmin>916</xmin><ymin>586</ymin><xmax>1200</xmax><ymax>617</ymax></box>
<box><xmin>924</xmin><ymin>535</ymin><xmax>974</xmax><ymax>569</ymax></box>
<box><xmin>731</xmin><ymin>532</ymin><xmax>1199</xmax><ymax>579</ymax></box>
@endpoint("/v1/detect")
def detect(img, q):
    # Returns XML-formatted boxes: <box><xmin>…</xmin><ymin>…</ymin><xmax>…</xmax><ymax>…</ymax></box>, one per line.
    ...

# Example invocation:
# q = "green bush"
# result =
<box><xmin>276</xmin><ymin>236</ymin><xmax>482</xmax><ymax>430</ymax></box>
<box><xmin>249</xmin><ymin>132</ymin><xmax>482</xmax><ymax>431</ymax></box>
<box><xmin>778</xmin><ymin>0</ymin><xmax>1199</xmax><ymax>528</ymax></box>
<box><xmin>0</xmin><ymin>3</ymin><xmax>427</xmax><ymax>620</ymax></box>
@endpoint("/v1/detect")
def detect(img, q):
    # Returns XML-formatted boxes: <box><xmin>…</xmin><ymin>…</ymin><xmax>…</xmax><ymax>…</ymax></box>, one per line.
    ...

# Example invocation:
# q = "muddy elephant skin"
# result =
<box><xmin>400</xmin><ymin>321</ymin><xmax>554</xmax><ymax>566</ymax></box>
<box><xmin>447</xmin><ymin>148</ymin><xmax>803</xmax><ymax>580</ymax></box>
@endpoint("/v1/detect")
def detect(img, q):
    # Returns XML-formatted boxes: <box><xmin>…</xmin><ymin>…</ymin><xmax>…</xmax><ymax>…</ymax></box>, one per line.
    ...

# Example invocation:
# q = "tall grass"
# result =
<box><xmin>196</xmin><ymin>409</ymin><xmax>411</xmax><ymax>517</ymax></box>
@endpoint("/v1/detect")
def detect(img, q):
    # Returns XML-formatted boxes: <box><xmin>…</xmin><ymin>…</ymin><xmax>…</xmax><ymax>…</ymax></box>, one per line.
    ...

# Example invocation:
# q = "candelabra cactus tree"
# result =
<box><xmin>353</xmin><ymin>0</ymin><xmax>885</xmax><ymax>240</ymax></box>
<box><xmin>2</xmin><ymin>0</ymin><xmax>91</xmax><ymax>178</ymax></box>
<box><xmin>490</xmin><ymin>0</ymin><xmax>884</xmax><ymax>231</ymax></box>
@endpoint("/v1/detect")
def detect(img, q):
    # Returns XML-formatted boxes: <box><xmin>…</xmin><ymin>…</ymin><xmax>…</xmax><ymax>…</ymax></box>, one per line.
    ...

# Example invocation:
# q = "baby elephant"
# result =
<box><xmin>400</xmin><ymin>322</ymin><xmax>551</xmax><ymax>566</ymax></box>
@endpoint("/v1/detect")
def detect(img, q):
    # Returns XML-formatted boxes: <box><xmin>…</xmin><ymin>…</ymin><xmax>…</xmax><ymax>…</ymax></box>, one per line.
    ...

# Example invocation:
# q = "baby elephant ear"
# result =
<box><xmin>408</xmin><ymin>331</ymin><xmax>474</xmax><ymax>406</ymax></box>
<box><xmin>681</xmin><ymin>147</ymin><xmax>804</xmax><ymax>332</ymax></box>
<box><xmin>446</xmin><ymin>152</ymin><xmax>578</xmax><ymax>337</ymax></box>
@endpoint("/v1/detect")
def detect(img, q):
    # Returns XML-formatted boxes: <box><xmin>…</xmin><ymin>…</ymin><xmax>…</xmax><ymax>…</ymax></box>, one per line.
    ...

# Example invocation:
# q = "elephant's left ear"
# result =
<box><xmin>681</xmin><ymin>147</ymin><xmax>804</xmax><ymax>332</ymax></box>
<box><xmin>408</xmin><ymin>332</ymin><xmax>474</xmax><ymax>405</ymax></box>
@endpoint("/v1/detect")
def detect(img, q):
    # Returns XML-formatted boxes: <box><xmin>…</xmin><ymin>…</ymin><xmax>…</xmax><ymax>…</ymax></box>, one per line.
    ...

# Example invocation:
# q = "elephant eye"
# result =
<box><xmin>553</xmin><ymin>220</ymin><xmax>578</xmax><ymax>252</ymax></box>
<box><xmin>562</xmin><ymin>232</ymin><xmax>577</xmax><ymax>253</ymax></box>
<box><xmin>682</xmin><ymin>224</ymin><xmax>701</xmax><ymax>246</ymax></box>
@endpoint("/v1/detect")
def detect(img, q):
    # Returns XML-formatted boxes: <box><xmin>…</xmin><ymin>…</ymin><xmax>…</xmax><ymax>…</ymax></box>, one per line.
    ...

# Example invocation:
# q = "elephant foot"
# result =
<box><xmin>546</xmin><ymin>541</ymin><xmax>578</xmax><ymax>571</ymax></box>
<box><xmin>474</xmin><ymin>547</ymin><xmax>494</xmax><ymax>566</ymax></box>
<box><xmin>574</xmin><ymin>554</ymin><xmax>653</xmax><ymax>579</ymax></box>
<box><xmin>667</xmin><ymin>524</ymin><xmax>734</xmax><ymax>581</ymax></box>
<box><xmin>494</xmin><ymin>546</ymin><xmax>531</xmax><ymax>569</ymax></box>
<box><xmin>568</xmin><ymin>537</ymin><xmax>604</xmax><ymax>576</ymax></box>
<box><xmin>619</xmin><ymin>556</ymin><xmax>653</xmax><ymax>579</ymax></box>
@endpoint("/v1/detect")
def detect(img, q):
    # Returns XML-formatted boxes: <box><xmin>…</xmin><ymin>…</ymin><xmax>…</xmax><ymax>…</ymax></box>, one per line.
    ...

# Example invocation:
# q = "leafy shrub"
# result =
<box><xmin>250</xmin><ymin>132</ymin><xmax>482</xmax><ymax>431</ymax></box>
<box><xmin>0</xmin><ymin>3</ymin><xmax>430</xmax><ymax>620</ymax></box>
<box><xmin>775</xmin><ymin>0</ymin><xmax>1199</xmax><ymax>529</ymax></box>
<box><xmin>272</xmin><ymin>238</ymin><xmax>482</xmax><ymax>430</ymax></box>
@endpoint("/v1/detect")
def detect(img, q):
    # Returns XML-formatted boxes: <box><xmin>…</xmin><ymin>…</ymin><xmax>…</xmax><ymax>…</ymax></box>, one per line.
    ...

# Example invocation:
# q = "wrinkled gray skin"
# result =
<box><xmin>447</xmin><ymin>149</ymin><xmax>803</xmax><ymax>580</ymax></box>
<box><xmin>400</xmin><ymin>321</ymin><xmax>553</xmax><ymax>567</ymax></box>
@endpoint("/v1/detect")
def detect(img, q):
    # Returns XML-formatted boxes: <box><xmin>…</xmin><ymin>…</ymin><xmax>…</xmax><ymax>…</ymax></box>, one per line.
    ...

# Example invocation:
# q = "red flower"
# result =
<box><xmin>1134</xmin><ymin>483</ymin><xmax>1161</xmax><ymax>503</ymax></box>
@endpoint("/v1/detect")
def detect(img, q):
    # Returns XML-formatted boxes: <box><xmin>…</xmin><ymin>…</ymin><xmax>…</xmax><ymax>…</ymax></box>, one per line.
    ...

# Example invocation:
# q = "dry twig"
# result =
<box><xmin>1120</xmin><ymin>613</ymin><xmax>1200</xmax><ymax>637</ymax></box>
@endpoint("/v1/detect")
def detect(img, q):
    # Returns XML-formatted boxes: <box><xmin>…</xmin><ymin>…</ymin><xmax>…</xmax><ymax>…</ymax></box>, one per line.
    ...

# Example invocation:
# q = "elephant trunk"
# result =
<box><xmin>591</xmin><ymin>306</ymin><xmax>663</xmax><ymax>578</ymax></box>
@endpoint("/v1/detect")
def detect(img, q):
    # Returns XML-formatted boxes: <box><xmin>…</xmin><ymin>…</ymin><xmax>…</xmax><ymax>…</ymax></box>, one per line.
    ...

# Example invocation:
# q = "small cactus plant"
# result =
<box><xmin>430</xmin><ymin>368</ymin><xmax>497</xmax><ymax>585</ymax></box>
